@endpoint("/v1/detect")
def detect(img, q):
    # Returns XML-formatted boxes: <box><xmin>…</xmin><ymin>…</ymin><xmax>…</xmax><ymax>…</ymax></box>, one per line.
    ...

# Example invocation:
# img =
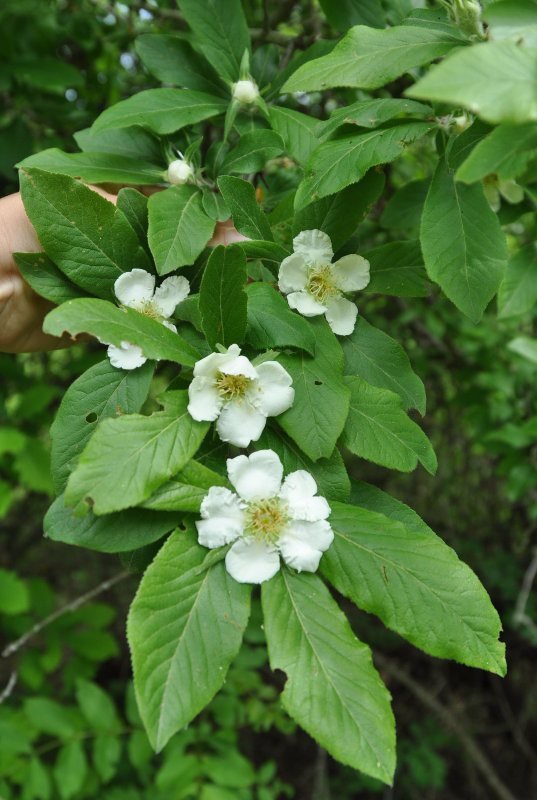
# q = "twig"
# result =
<box><xmin>0</xmin><ymin>671</ymin><xmax>17</xmax><ymax>705</ymax></box>
<box><xmin>374</xmin><ymin>653</ymin><xmax>520</xmax><ymax>800</ymax></box>
<box><xmin>2</xmin><ymin>571</ymin><xmax>129</xmax><ymax>659</ymax></box>
<box><xmin>513</xmin><ymin>546</ymin><xmax>537</xmax><ymax>637</ymax></box>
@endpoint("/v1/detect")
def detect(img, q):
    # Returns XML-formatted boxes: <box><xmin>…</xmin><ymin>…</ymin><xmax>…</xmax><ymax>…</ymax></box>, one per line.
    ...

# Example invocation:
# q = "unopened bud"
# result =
<box><xmin>167</xmin><ymin>159</ymin><xmax>194</xmax><ymax>185</ymax></box>
<box><xmin>451</xmin><ymin>0</ymin><xmax>485</xmax><ymax>38</ymax></box>
<box><xmin>232</xmin><ymin>79</ymin><xmax>260</xmax><ymax>104</ymax></box>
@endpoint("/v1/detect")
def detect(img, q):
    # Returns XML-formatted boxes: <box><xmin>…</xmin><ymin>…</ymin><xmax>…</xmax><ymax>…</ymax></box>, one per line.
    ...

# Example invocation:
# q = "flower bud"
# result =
<box><xmin>232</xmin><ymin>79</ymin><xmax>260</xmax><ymax>104</ymax></box>
<box><xmin>451</xmin><ymin>0</ymin><xmax>485</xmax><ymax>38</ymax></box>
<box><xmin>167</xmin><ymin>159</ymin><xmax>194</xmax><ymax>185</ymax></box>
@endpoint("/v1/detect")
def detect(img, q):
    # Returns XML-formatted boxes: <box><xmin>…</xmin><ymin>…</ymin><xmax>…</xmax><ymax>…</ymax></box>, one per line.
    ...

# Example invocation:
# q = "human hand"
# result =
<box><xmin>0</xmin><ymin>190</ymin><xmax>247</xmax><ymax>354</ymax></box>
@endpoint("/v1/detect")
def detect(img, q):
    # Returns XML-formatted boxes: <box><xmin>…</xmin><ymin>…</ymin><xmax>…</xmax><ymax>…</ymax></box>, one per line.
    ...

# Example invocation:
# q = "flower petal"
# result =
<box><xmin>107</xmin><ymin>341</ymin><xmax>147</xmax><ymax>370</ymax></box>
<box><xmin>162</xmin><ymin>320</ymin><xmax>177</xmax><ymax>332</ymax></box>
<box><xmin>287</xmin><ymin>291</ymin><xmax>326</xmax><ymax>317</ymax></box>
<box><xmin>324</xmin><ymin>296</ymin><xmax>358</xmax><ymax>336</ymax></box>
<box><xmin>253</xmin><ymin>362</ymin><xmax>295</xmax><ymax>417</ymax></box>
<box><xmin>278</xmin><ymin>253</ymin><xmax>308</xmax><ymax>293</ymax></box>
<box><xmin>293</xmin><ymin>229</ymin><xmax>333</xmax><ymax>267</ymax></box>
<box><xmin>197</xmin><ymin>486</ymin><xmax>244</xmax><ymax>548</ymax></box>
<box><xmin>193</xmin><ymin>345</ymin><xmax>242</xmax><ymax>378</ymax></box>
<box><xmin>187</xmin><ymin>376</ymin><xmax>223</xmax><ymax>421</ymax></box>
<box><xmin>227</xmin><ymin>450</ymin><xmax>283</xmax><ymax>502</ymax></box>
<box><xmin>153</xmin><ymin>275</ymin><xmax>190</xmax><ymax>318</ymax></box>
<box><xmin>221</xmin><ymin>354</ymin><xmax>258</xmax><ymax>380</ymax></box>
<box><xmin>278</xmin><ymin>519</ymin><xmax>334</xmax><ymax>572</ymax></box>
<box><xmin>331</xmin><ymin>254</ymin><xmax>370</xmax><ymax>291</ymax></box>
<box><xmin>280</xmin><ymin>470</ymin><xmax>331</xmax><ymax>521</ymax></box>
<box><xmin>225</xmin><ymin>538</ymin><xmax>280</xmax><ymax>584</ymax></box>
<box><xmin>216</xmin><ymin>400</ymin><xmax>267</xmax><ymax>447</ymax></box>
<box><xmin>114</xmin><ymin>269</ymin><xmax>155</xmax><ymax>310</ymax></box>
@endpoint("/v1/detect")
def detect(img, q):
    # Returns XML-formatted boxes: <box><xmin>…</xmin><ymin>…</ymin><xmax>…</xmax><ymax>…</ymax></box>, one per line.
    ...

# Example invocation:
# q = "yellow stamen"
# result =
<box><xmin>307</xmin><ymin>265</ymin><xmax>340</xmax><ymax>304</ymax></box>
<box><xmin>217</xmin><ymin>372</ymin><xmax>252</xmax><ymax>401</ymax></box>
<box><xmin>244</xmin><ymin>498</ymin><xmax>289</xmax><ymax>544</ymax></box>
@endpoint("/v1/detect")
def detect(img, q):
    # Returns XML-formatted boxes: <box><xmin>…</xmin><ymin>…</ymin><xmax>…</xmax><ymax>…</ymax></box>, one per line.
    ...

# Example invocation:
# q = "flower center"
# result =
<box><xmin>216</xmin><ymin>372</ymin><xmax>252</xmax><ymax>401</ymax></box>
<box><xmin>306</xmin><ymin>265</ymin><xmax>341</xmax><ymax>304</ymax></box>
<box><xmin>244</xmin><ymin>497</ymin><xmax>289</xmax><ymax>545</ymax></box>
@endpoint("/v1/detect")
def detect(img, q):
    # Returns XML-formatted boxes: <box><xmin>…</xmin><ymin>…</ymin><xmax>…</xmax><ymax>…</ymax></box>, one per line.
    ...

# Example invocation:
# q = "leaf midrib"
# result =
<box><xmin>281</xmin><ymin>570</ymin><xmax>391</xmax><ymax>780</ymax></box>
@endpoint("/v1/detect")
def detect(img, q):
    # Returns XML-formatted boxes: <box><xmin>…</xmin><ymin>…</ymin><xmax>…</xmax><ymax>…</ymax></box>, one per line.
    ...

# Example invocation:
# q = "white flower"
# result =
<box><xmin>167</xmin><ymin>158</ymin><xmax>194</xmax><ymax>185</ymax></box>
<box><xmin>187</xmin><ymin>345</ymin><xmax>294</xmax><ymax>447</ymax></box>
<box><xmin>232</xmin><ymin>79</ymin><xmax>260</xmax><ymax>104</ymax></box>
<box><xmin>106</xmin><ymin>268</ymin><xmax>190</xmax><ymax>370</ymax></box>
<box><xmin>278</xmin><ymin>229</ymin><xmax>370</xmax><ymax>336</ymax></box>
<box><xmin>196</xmin><ymin>449</ymin><xmax>333</xmax><ymax>584</ymax></box>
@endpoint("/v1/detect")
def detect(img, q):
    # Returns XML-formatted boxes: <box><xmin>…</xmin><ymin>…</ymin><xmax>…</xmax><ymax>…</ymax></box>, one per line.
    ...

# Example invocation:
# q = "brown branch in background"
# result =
<box><xmin>374</xmin><ymin>653</ymin><xmax>520</xmax><ymax>800</ymax></box>
<box><xmin>0</xmin><ymin>671</ymin><xmax>17</xmax><ymax>705</ymax></box>
<box><xmin>1</xmin><ymin>571</ymin><xmax>130</xmax><ymax>659</ymax></box>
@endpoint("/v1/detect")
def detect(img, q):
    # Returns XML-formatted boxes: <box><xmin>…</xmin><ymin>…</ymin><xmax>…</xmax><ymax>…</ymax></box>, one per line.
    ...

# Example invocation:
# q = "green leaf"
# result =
<box><xmin>135</xmin><ymin>35</ymin><xmax>226</xmax><ymax>95</ymax></box>
<box><xmin>293</xmin><ymin>171</ymin><xmax>385</xmax><ymax>250</ymax></box>
<box><xmin>218</xmin><ymin>176</ymin><xmax>273</xmax><ymax>241</ymax></box>
<box><xmin>14</xmin><ymin>252</ymin><xmax>88</xmax><ymax>305</ymax></box>
<box><xmin>234</xmin><ymin>240</ymin><xmax>290</xmax><ymax>271</ymax></box>
<box><xmin>43</xmin><ymin>298</ymin><xmax>201</xmax><ymax>366</ymax></box>
<box><xmin>221</xmin><ymin>130</ymin><xmax>284</xmax><ymax>174</ymax></box>
<box><xmin>76</xmin><ymin>679</ymin><xmax>120</xmax><ymax>732</ymax></box>
<box><xmin>295</xmin><ymin>121</ymin><xmax>434</xmax><ymax>209</ymax></box>
<box><xmin>74</xmin><ymin>125</ymin><xmax>163</xmax><ymax>163</ymax></box>
<box><xmin>24</xmin><ymin>698</ymin><xmax>75</xmax><ymax>738</ymax></box>
<box><xmin>147</xmin><ymin>186</ymin><xmax>215</xmax><ymax>274</ymax></box>
<box><xmin>350</xmin><ymin>479</ymin><xmax>435</xmax><ymax>537</ymax></box>
<box><xmin>50</xmin><ymin>359</ymin><xmax>154</xmax><ymax>493</ymax></box>
<box><xmin>257</xmin><ymin>426</ymin><xmax>350</xmax><ymax>502</ymax></box>
<box><xmin>176</xmin><ymin>0</ymin><xmax>250</xmax><ymax>82</ymax></box>
<box><xmin>201</xmin><ymin>190</ymin><xmax>230</xmax><ymax>222</ymax></box>
<box><xmin>446</xmin><ymin>118</ymin><xmax>493</xmax><ymax>172</ymax></box>
<box><xmin>318</xmin><ymin>0</ymin><xmax>386</xmax><ymax>29</ymax></box>
<box><xmin>498</xmin><ymin>244</ymin><xmax>537</xmax><ymax>318</ymax></box>
<box><xmin>420</xmin><ymin>159</ymin><xmax>507</xmax><ymax>321</ymax></box>
<box><xmin>277</xmin><ymin>318</ymin><xmax>350</xmax><ymax>461</ymax></box>
<box><xmin>341</xmin><ymin>317</ymin><xmax>426</xmax><ymax>413</ymax></box>
<box><xmin>456</xmin><ymin>123</ymin><xmax>537</xmax><ymax>183</ymax></box>
<box><xmin>17</xmin><ymin>149</ymin><xmax>163</xmax><ymax>185</ymax></box>
<box><xmin>19</xmin><ymin>169</ymin><xmax>150</xmax><ymax>299</ymax></box>
<box><xmin>64</xmin><ymin>391</ymin><xmax>209</xmax><ymax>516</ymax></box>
<box><xmin>23</xmin><ymin>757</ymin><xmax>51</xmax><ymax>800</ymax></box>
<box><xmin>267</xmin><ymin>40</ymin><xmax>336</xmax><ymax>101</ymax></box>
<box><xmin>245</xmin><ymin>282</ymin><xmax>316</xmax><ymax>355</ymax></box>
<box><xmin>141</xmin><ymin>460</ymin><xmax>228</xmax><ymax>512</ymax></box>
<box><xmin>322</xmin><ymin>503</ymin><xmax>506</xmax><ymax>676</ymax></box>
<box><xmin>199</xmin><ymin>245</ymin><xmax>248</xmax><ymax>348</ymax></box>
<box><xmin>282</xmin><ymin>24</ymin><xmax>465</xmax><ymax>92</ymax></box>
<box><xmin>91</xmin><ymin>89</ymin><xmax>226</xmax><ymax>135</ymax></box>
<box><xmin>363</xmin><ymin>240</ymin><xmax>428</xmax><ymax>297</ymax></box>
<box><xmin>44</xmin><ymin>495</ymin><xmax>176</xmax><ymax>552</ymax></box>
<box><xmin>483</xmin><ymin>0</ymin><xmax>537</xmax><ymax>47</ymax></box>
<box><xmin>54</xmin><ymin>741</ymin><xmax>87</xmax><ymax>800</ymax></box>
<box><xmin>127</xmin><ymin>526</ymin><xmax>251</xmax><ymax>751</ymax></box>
<box><xmin>262</xmin><ymin>570</ymin><xmax>395</xmax><ymax>783</ymax></box>
<box><xmin>380</xmin><ymin>180</ymin><xmax>430</xmax><ymax>230</ymax></box>
<box><xmin>406</xmin><ymin>41</ymin><xmax>537</xmax><ymax>124</ymax></box>
<box><xmin>316</xmin><ymin>98</ymin><xmax>432</xmax><ymax>139</ymax></box>
<box><xmin>0</xmin><ymin>568</ymin><xmax>30</xmax><ymax>615</ymax></box>
<box><xmin>116</xmin><ymin>188</ymin><xmax>149</xmax><ymax>253</ymax></box>
<box><xmin>93</xmin><ymin>735</ymin><xmax>121</xmax><ymax>783</ymax></box>
<box><xmin>340</xmin><ymin>376</ymin><xmax>436</xmax><ymax>474</ymax></box>
<box><xmin>15</xmin><ymin>57</ymin><xmax>83</xmax><ymax>93</ymax></box>
<box><xmin>268</xmin><ymin>106</ymin><xmax>319</xmax><ymax>165</ymax></box>
<box><xmin>507</xmin><ymin>335</ymin><xmax>537</xmax><ymax>363</ymax></box>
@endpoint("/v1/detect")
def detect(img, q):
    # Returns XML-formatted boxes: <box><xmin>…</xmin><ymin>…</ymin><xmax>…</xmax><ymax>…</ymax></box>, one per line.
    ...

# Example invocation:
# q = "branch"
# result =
<box><xmin>513</xmin><ymin>546</ymin><xmax>537</xmax><ymax>638</ymax></box>
<box><xmin>374</xmin><ymin>653</ymin><xmax>520</xmax><ymax>800</ymax></box>
<box><xmin>2</xmin><ymin>571</ymin><xmax>130</xmax><ymax>659</ymax></box>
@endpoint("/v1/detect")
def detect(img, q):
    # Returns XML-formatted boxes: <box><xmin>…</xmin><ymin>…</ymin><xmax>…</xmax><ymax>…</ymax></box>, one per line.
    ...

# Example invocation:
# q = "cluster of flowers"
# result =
<box><xmin>104</xmin><ymin>230</ymin><xmax>371</xmax><ymax>583</ymax></box>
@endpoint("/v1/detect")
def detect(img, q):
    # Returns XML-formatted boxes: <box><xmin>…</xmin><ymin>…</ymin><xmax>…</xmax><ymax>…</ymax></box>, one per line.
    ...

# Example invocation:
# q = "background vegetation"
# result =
<box><xmin>1</xmin><ymin>1</ymin><xmax>537</xmax><ymax>798</ymax></box>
